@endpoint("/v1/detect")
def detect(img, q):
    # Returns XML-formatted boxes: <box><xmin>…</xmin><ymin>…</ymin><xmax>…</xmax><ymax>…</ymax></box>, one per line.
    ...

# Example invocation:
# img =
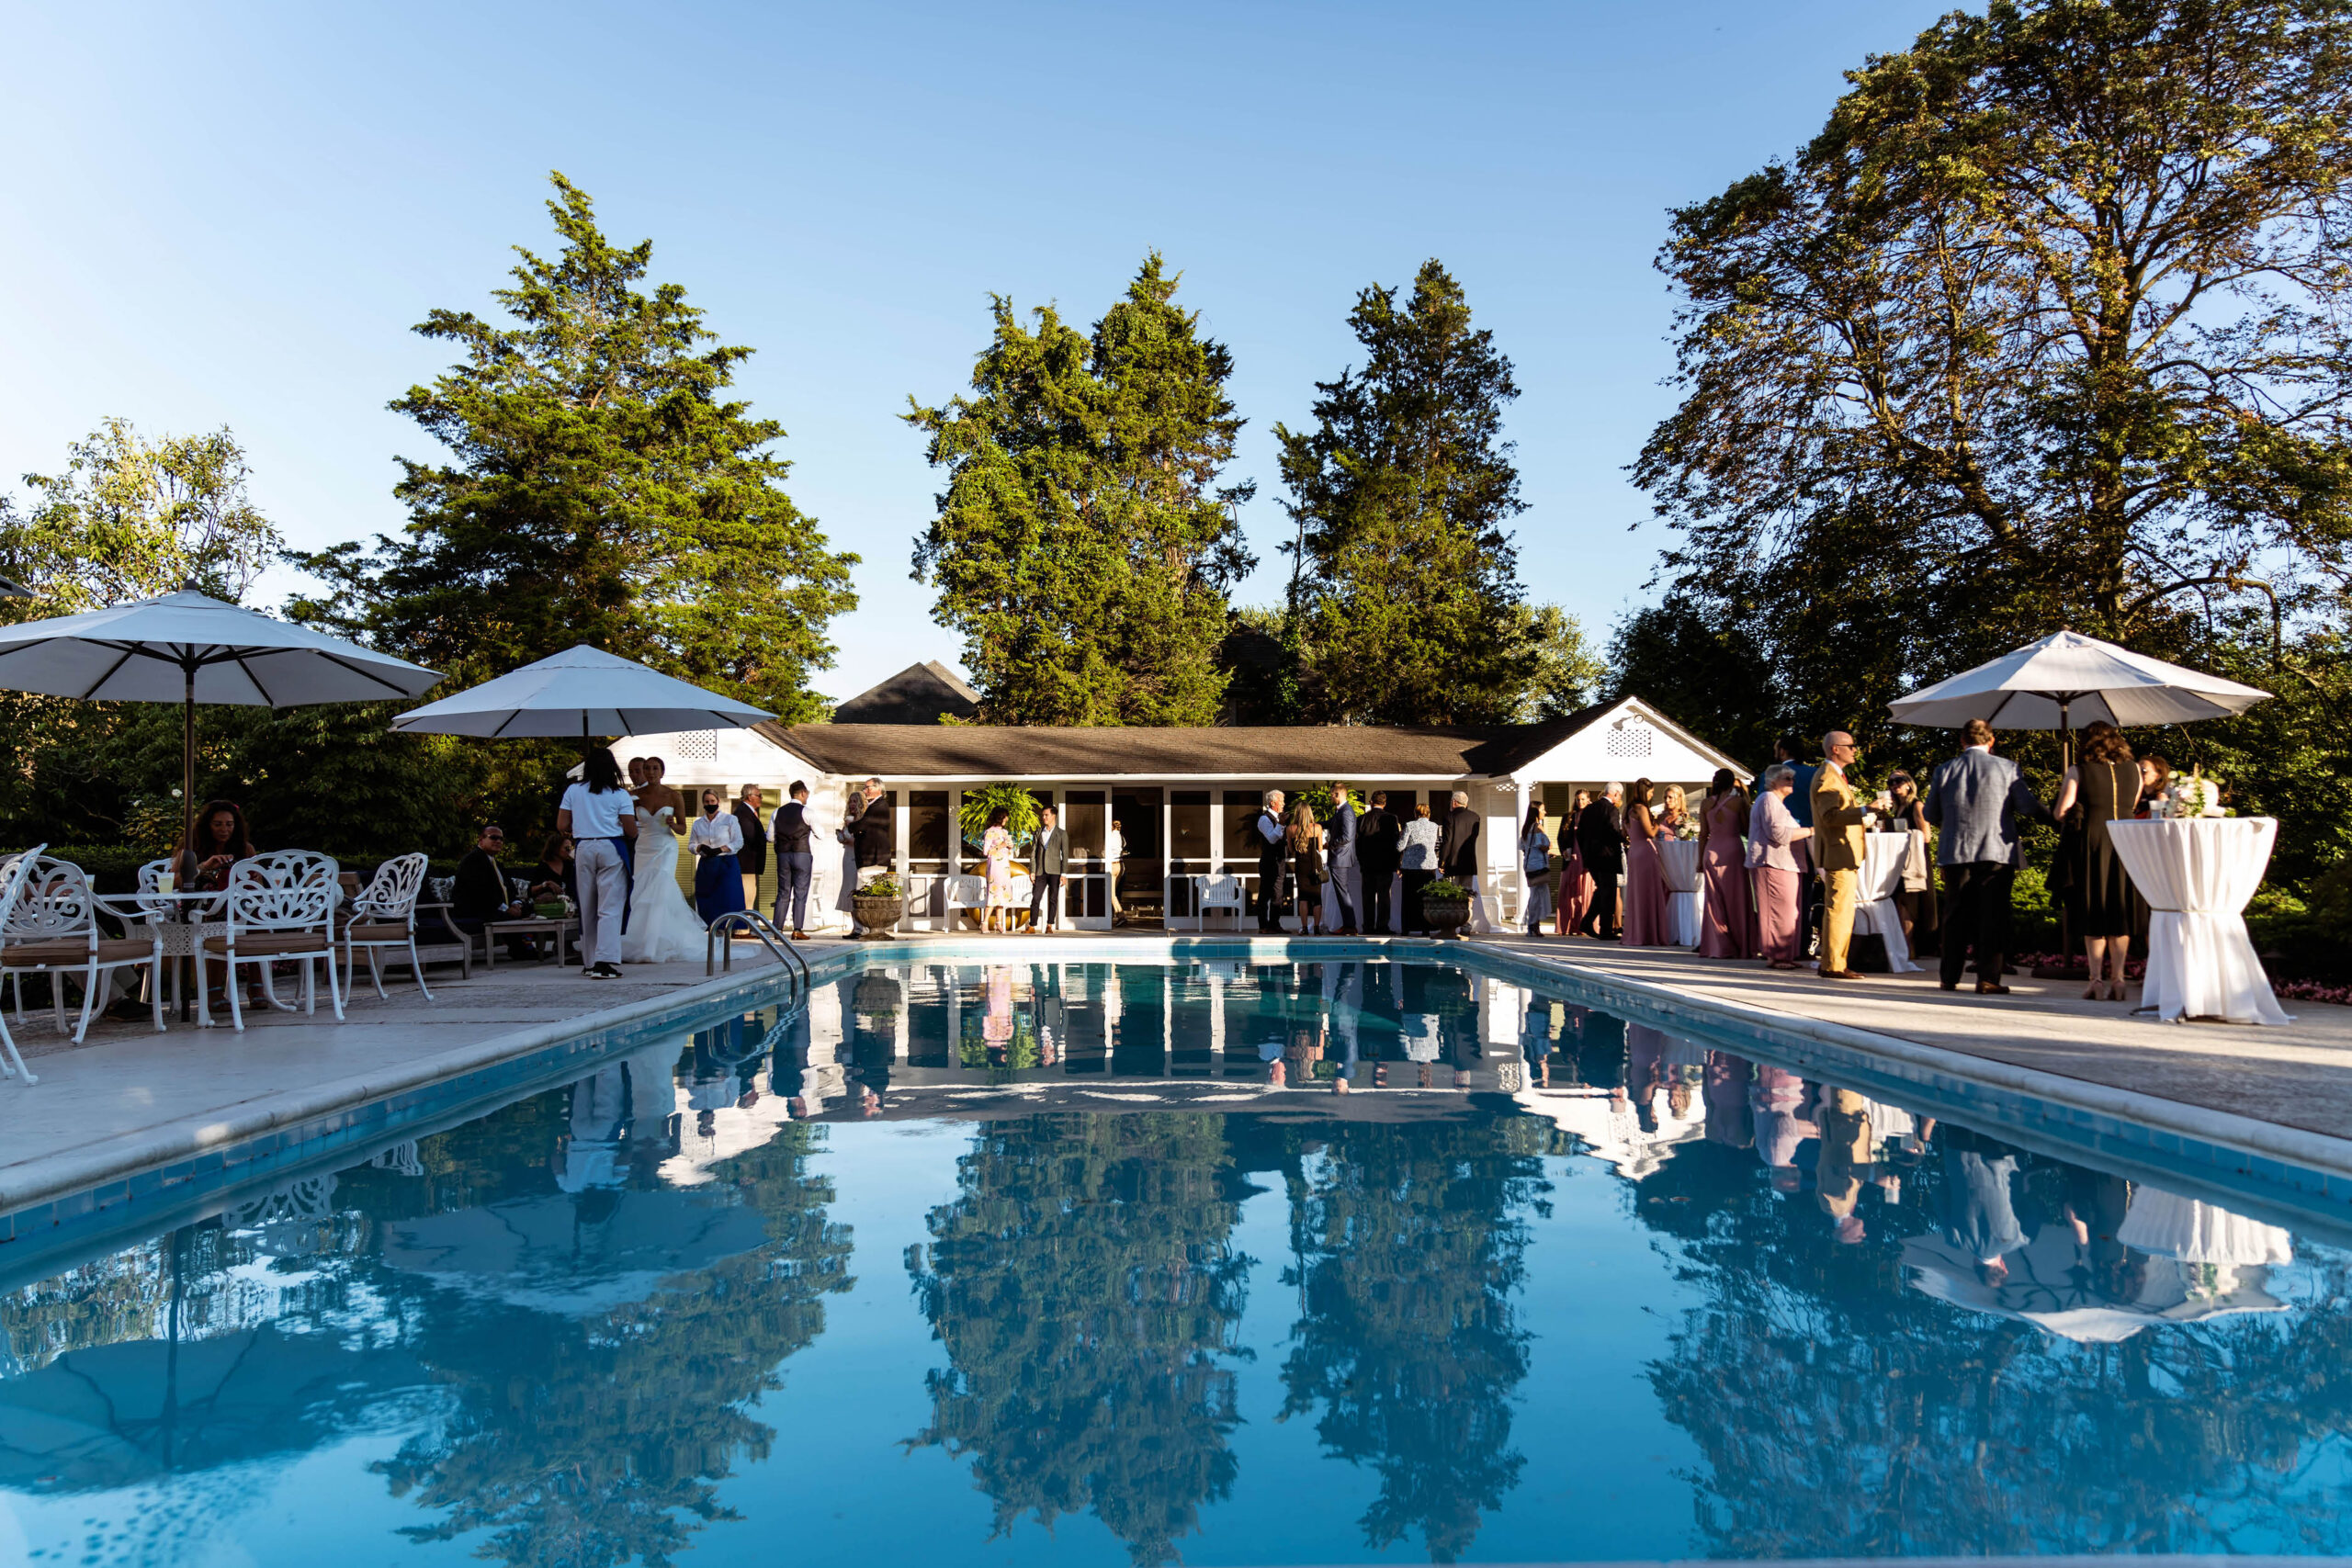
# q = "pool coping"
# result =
<box><xmin>6</xmin><ymin>933</ymin><xmax>2350</xmax><ymax>1229</ymax></box>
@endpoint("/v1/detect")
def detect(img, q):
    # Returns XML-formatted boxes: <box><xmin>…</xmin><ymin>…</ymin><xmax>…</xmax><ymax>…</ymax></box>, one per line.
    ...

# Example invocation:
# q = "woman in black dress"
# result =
<box><xmin>1875</xmin><ymin>769</ymin><xmax>1939</xmax><ymax>956</ymax></box>
<box><xmin>2054</xmin><ymin>722</ymin><xmax>2142</xmax><ymax>1001</ymax></box>
<box><xmin>1286</xmin><ymin>800</ymin><xmax>1325</xmax><ymax>935</ymax></box>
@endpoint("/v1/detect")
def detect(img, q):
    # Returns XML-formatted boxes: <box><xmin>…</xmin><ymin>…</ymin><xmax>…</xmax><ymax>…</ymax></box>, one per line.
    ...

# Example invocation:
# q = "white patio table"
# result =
<box><xmin>96</xmin><ymin>888</ymin><xmax>228</xmax><ymax>1024</ymax></box>
<box><xmin>1657</xmin><ymin>840</ymin><xmax>1705</xmax><ymax>948</ymax></box>
<box><xmin>2106</xmin><ymin>818</ymin><xmax>2291</xmax><ymax>1024</ymax></box>
<box><xmin>1853</xmin><ymin>831</ymin><xmax>1922</xmax><ymax>974</ymax></box>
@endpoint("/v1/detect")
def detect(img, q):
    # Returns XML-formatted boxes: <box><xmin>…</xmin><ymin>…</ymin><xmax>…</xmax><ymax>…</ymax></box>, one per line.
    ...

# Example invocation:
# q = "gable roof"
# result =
<box><xmin>752</xmin><ymin>703</ymin><xmax>1637</xmax><ymax>782</ymax></box>
<box><xmin>830</xmin><ymin>660</ymin><xmax>980</xmax><ymax>725</ymax></box>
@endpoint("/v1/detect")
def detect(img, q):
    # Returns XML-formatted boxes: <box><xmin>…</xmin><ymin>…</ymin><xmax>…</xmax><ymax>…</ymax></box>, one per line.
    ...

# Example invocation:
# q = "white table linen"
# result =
<box><xmin>1854</xmin><ymin>832</ymin><xmax>1922</xmax><ymax>974</ymax></box>
<box><xmin>1657</xmin><ymin>840</ymin><xmax>1705</xmax><ymax>947</ymax></box>
<box><xmin>2106</xmin><ymin>818</ymin><xmax>2290</xmax><ymax>1024</ymax></box>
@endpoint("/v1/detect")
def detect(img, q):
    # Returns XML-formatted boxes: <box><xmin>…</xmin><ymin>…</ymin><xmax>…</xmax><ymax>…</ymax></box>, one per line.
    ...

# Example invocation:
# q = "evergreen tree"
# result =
<box><xmin>909</xmin><ymin>254</ymin><xmax>1256</xmax><ymax>726</ymax></box>
<box><xmin>291</xmin><ymin>174</ymin><xmax>856</xmax><ymax>720</ymax></box>
<box><xmin>1275</xmin><ymin>262</ymin><xmax>1533</xmax><ymax>725</ymax></box>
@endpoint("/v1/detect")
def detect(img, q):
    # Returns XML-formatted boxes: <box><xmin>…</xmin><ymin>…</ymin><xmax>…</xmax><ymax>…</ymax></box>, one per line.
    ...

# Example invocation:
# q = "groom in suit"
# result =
<box><xmin>1924</xmin><ymin>717</ymin><xmax>2056</xmax><ymax>994</ymax></box>
<box><xmin>1811</xmin><ymin>731</ymin><xmax>1873</xmax><ymax>978</ymax></box>
<box><xmin>1575</xmin><ymin>784</ymin><xmax>1627</xmax><ymax>939</ymax></box>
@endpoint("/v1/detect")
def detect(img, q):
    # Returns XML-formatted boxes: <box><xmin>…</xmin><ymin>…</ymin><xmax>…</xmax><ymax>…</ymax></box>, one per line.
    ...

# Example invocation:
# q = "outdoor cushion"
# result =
<box><xmin>346</xmin><ymin>922</ymin><xmax>413</xmax><ymax>941</ymax></box>
<box><xmin>202</xmin><ymin>931</ymin><xmax>333</xmax><ymax>955</ymax></box>
<box><xmin>3</xmin><ymin>937</ymin><xmax>159</xmax><ymax>964</ymax></box>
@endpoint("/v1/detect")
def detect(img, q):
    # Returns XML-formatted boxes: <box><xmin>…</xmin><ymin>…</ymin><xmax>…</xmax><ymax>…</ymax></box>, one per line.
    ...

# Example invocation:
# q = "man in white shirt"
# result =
<box><xmin>1255</xmin><ymin>789</ymin><xmax>1287</xmax><ymax>933</ymax></box>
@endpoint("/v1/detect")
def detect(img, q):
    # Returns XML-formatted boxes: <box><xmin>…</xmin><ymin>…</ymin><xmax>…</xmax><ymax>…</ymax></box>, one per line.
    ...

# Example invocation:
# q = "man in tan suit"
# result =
<box><xmin>1811</xmin><ymin>730</ymin><xmax>1873</xmax><ymax>978</ymax></box>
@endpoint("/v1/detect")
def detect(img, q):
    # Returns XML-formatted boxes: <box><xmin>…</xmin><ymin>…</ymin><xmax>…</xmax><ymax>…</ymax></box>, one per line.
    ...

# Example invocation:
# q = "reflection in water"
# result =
<box><xmin>5</xmin><ymin>960</ymin><xmax>2351</xmax><ymax>1566</ymax></box>
<box><xmin>1278</xmin><ymin>1118</ymin><xmax>1553</xmax><ymax>1563</ymax></box>
<box><xmin>908</xmin><ymin>1114</ymin><xmax>1252</xmax><ymax>1567</ymax></box>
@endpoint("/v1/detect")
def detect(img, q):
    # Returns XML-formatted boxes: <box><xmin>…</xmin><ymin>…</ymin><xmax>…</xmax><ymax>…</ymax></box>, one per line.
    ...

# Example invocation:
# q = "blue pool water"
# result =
<box><xmin>4</xmin><ymin>956</ymin><xmax>2349</xmax><ymax>1565</ymax></box>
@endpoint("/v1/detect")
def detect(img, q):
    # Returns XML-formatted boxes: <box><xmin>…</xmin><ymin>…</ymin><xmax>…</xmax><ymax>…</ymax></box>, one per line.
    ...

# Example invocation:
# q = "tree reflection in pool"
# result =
<box><xmin>2</xmin><ymin>958</ymin><xmax>2348</xmax><ymax>1567</ymax></box>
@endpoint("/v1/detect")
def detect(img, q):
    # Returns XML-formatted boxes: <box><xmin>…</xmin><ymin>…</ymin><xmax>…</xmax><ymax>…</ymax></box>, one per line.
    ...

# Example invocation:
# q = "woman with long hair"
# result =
<box><xmin>980</xmin><ymin>807</ymin><xmax>1016</xmax><ymax>934</ymax></box>
<box><xmin>558</xmin><ymin>748</ymin><xmax>639</xmax><ymax>978</ymax></box>
<box><xmin>1620</xmin><ymin>778</ymin><xmax>1670</xmax><ymax>945</ymax></box>
<box><xmin>1519</xmin><ymin>801</ymin><xmax>1553</xmax><ymax>936</ymax></box>
<box><xmin>174</xmin><ymin>798</ymin><xmax>254</xmax><ymax>890</ymax></box>
<box><xmin>1554</xmin><ymin>790</ymin><xmax>1594</xmax><ymax>938</ymax></box>
<box><xmin>1287</xmin><ymin>800</ymin><xmax>1325</xmax><ymax>935</ymax></box>
<box><xmin>2055</xmin><ymin>721</ymin><xmax>2143</xmax><ymax>1000</ymax></box>
<box><xmin>1695</xmin><ymin>769</ymin><xmax>1757</xmax><ymax>959</ymax></box>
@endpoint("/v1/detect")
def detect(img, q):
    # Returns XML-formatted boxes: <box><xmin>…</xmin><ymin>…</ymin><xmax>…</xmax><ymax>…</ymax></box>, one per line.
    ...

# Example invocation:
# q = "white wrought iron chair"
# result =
<box><xmin>202</xmin><ymin>850</ymin><xmax>345</xmax><ymax>1030</ymax></box>
<box><xmin>943</xmin><ymin>874</ymin><xmax>987</xmax><ymax>931</ymax></box>
<box><xmin>343</xmin><ymin>852</ymin><xmax>434</xmax><ymax>1001</ymax></box>
<box><xmin>1193</xmin><ymin>874</ymin><xmax>1249</xmax><ymax>932</ymax></box>
<box><xmin>0</xmin><ymin>848</ymin><xmax>47</xmax><ymax>1084</ymax></box>
<box><xmin>0</xmin><ymin>849</ymin><xmax>164</xmax><ymax>1044</ymax></box>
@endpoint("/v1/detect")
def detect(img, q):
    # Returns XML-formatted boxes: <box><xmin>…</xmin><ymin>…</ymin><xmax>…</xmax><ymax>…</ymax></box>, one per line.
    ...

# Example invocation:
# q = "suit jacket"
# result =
<box><xmin>1576</xmin><ymin>800</ymin><xmax>1626</xmax><ymax>874</ymax></box>
<box><xmin>1784</xmin><ymin>761</ymin><xmax>1819</xmax><ymax>828</ymax></box>
<box><xmin>1809</xmin><ymin>763</ymin><xmax>1870</xmax><ymax>874</ymax></box>
<box><xmin>730</xmin><ymin>801</ymin><xmax>768</xmax><ymax>874</ymax></box>
<box><xmin>1924</xmin><ymin>747</ymin><xmax>2052</xmax><ymax>867</ymax></box>
<box><xmin>1033</xmin><ymin>826</ymin><xmax>1069</xmax><ymax>875</ymax></box>
<box><xmin>1356</xmin><ymin>808</ymin><xmax>1400</xmax><ymax>873</ymax></box>
<box><xmin>1440</xmin><ymin>807</ymin><xmax>1482</xmax><ymax>878</ymax></box>
<box><xmin>852</xmin><ymin>794</ymin><xmax>895</xmax><ymax>867</ymax></box>
<box><xmin>1328</xmin><ymin>800</ymin><xmax>1359</xmax><ymax>869</ymax></box>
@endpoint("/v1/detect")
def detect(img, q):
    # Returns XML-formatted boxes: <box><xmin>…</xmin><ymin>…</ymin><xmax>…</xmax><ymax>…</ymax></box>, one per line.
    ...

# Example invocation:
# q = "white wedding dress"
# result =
<box><xmin>622</xmin><ymin>805</ymin><xmax>705</xmax><ymax>963</ymax></box>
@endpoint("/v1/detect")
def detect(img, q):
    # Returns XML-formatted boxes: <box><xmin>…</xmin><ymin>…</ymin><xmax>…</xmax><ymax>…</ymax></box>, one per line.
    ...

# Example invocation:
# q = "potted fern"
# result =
<box><xmin>853</xmin><ymin>872</ymin><xmax>905</xmax><ymax>939</ymax></box>
<box><xmin>958</xmin><ymin>784</ymin><xmax>1044</xmax><ymax>852</ymax></box>
<box><xmin>1419</xmin><ymin>877</ymin><xmax>1472</xmax><ymax>936</ymax></box>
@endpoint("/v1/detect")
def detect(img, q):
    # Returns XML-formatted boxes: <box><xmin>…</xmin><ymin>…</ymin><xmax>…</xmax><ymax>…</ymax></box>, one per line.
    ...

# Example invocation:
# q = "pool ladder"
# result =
<box><xmin>706</xmin><ymin>909</ymin><xmax>811</xmax><ymax>995</ymax></box>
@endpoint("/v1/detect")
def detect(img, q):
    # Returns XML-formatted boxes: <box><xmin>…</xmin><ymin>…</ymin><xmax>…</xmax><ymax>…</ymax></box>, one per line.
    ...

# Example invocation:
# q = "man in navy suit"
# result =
<box><xmin>1924</xmin><ymin>717</ymin><xmax>2056</xmax><ymax>995</ymax></box>
<box><xmin>1325</xmin><ymin>781</ymin><xmax>1361</xmax><ymax>936</ymax></box>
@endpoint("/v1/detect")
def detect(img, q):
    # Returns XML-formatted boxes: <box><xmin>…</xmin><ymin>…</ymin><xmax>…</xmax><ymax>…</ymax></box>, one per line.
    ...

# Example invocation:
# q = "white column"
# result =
<box><xmin>1512</xmin><ymin>780</ymin><xmax>1531</xmax><ymax>931</ymax></box>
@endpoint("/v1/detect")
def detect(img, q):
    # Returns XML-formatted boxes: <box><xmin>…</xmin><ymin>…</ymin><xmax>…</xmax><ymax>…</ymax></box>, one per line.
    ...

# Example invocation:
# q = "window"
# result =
<box><xmin>1224</xmin><ymin>791</ymin><xmax>1268</xmax><ymax>863</ymax></box>
<box><xmin>1063</xmin><ymin>790</ymin><xmax>1106</xmax><ymax>861</ymax></box>
<box><xmin>1170</xmin><ymin>791</ymin><xmax>1210</xmax><ymax>877</ymax></box>
<box><xmin>909</xmin><ymin>791</ymin><xmax>950</xmax><ymax>872</ymax></box>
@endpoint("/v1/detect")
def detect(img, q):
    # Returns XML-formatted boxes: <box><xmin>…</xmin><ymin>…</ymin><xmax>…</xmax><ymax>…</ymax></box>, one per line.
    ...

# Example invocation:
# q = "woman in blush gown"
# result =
<box><xmin>1697</xmin><ymin>769</ymin><xmax>1758</xmax><ymax>959</ymax></box>
<box><xmin>1619</xmin><ymin>777</ymin><xmax>1671</xmax><ymax>946</ymax></box>
<box><xmin>1554</xmin><ymin>790</ymin><xmax>1593</xmax><ymax>938</ymax></box>
<box><xmin>622</xmin><ymin>789</ymin><xmax>705</xmax><ymax>964</ymax></box>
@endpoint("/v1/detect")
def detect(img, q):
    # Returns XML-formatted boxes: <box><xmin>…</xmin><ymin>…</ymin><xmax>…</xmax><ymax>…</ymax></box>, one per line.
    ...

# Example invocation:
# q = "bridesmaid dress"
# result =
<box><xmin>1620</xmin><ymin>807</ymin><xmax>1671</xmax><ymax>946</ymax></box>
<box><xmin>1699</xmin><ymin>793</ymin><xmax>1758</xmax><ymax>958</ymax></box>
<box><xmin>1555</xmin><ymin>839</ymin><xmax>1592</xmax><ymax>937</ymax></box>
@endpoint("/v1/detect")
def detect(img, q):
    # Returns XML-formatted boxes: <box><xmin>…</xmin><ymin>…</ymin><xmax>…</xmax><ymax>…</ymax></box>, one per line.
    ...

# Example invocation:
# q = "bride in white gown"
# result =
<box><xmin>622</xmin><ymin>797</ymin><xmax>706</xmax><ymax>963</ymax></box>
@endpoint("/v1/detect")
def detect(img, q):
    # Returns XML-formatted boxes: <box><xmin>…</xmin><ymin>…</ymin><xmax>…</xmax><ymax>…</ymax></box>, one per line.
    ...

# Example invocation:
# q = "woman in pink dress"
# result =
<box><xmin>1555</xmin><ymin>789</ymin><xmax>1593</xmax><ymax>938</ymax></box>
<box><xmin>1747</xmin><ymin>765</ymin><xmax>1814</xmax><ymax>969</ymax></box>
<box><xmin>1696</xmin><ymin>768</ymin><xmax>1758</xmax><ymax>958</ymax></box>
<box><xmin>1619</xmin><ymin>777</ymin><xmax>1671</xmax><ymax>946</ymax></box>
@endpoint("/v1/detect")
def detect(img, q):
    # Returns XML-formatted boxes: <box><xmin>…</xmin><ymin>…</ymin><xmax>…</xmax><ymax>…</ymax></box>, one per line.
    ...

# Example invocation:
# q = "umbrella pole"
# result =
<box><xmin>182</xmin><ymin>664</ymin><xmax>197</xmax><ymax>874</ymax></box>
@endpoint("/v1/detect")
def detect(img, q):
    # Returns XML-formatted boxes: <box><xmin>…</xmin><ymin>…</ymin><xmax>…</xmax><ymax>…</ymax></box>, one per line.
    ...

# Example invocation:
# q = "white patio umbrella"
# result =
<box><xmin>0</xmin><ymin>589</ymin><xmax>443</xmax><ymax>852</ymax></box>
<box><xmin>0</xmin><ymin>576</ymin><xmax>30</xmax><ymax>598</ymax></box>
<box><xmin>1889</xmin><ymin>628</ymin><xmax>2271</xmax><ymax>734</ymax></box>
<box><xmin>388</xmin><ymin>643</ymin><xmax>773</xmax><ymax>746</ymax></box>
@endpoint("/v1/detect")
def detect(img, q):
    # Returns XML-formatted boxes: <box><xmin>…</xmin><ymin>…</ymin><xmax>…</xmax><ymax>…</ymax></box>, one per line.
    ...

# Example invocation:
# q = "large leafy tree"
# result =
<box><xmin>292</xmin><ymin>174</ymin><xmax>856</xmax><ymax>720</ymax></box>
<box><xmin>1634</xmin><ymin>0</ymin><xmax>2352</xmax><ymax>781</ymax></box>
<box><xmin>909</xmin><ymin>254</ymin><xmax>1257</xmax><ymax>726</ymax></box>
<box><xmin>0</xmin><ymin>417</ymin><xmax>279</xmax><ymax>613</ymax></box>
<box><xmin>1275</xmin><ymin>261</ymin><xmax>1534</xmax><ymax>725</ymax></box>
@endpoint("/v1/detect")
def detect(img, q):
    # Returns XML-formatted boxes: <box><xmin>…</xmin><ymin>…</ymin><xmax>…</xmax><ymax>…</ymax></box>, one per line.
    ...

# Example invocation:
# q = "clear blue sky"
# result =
<box><xmin>1</xmin><ymin>0</ymin><xmax>1952</xmax><ymax>705</ymax></box>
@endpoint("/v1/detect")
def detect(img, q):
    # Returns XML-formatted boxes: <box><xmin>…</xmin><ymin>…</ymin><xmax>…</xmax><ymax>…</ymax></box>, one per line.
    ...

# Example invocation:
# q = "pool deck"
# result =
<box><xmin>3</xmin><ymin>930</ymin><xmax>2347</xmax><ymax>1220</ymax></box>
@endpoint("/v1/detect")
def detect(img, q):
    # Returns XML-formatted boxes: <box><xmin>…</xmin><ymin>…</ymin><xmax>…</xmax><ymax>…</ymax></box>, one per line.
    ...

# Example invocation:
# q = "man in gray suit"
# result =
<box><xmin>1325</xmin><ymin>781</ymin><xmax>1361</xmax><ymax>936</ymax></box>
<box><xmin>1923</xmin><ymin>717</ymin><xmax>2055</xmax><ymax>995</ymax></box>
<box><xmin>1028</xmin><ymin>805</ymin><xmax>1068</xmax><ymax>933</ymax></box>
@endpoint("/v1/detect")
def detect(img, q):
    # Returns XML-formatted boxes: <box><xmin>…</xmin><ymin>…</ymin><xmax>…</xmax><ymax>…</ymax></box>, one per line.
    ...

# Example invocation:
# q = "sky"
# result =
<box><xmin>0</xmin><ymin>0</ymin><xmax>1955</xmax><ymax>706</ymax></box>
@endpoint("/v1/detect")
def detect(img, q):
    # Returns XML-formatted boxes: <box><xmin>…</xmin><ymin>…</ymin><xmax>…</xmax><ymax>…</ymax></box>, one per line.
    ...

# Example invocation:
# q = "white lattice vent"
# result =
<box><xmin>1605</xmin><ymin>723</ymin><xmax>1654</xmax><ymax>759</ymax></box>
<box><xmin>673</xmin><ymin>730</ymin><xmax>719</xmax><ymax>761</ymax></box>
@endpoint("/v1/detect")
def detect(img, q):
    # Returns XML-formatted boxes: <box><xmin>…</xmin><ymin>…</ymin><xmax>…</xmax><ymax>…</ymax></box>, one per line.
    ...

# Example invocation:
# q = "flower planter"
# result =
<box><xmin>1420</xmin><ymin>896</ymin><xmax>1471</xmax><ymax>935</ymax></box>
<box><xmin>851</xmin><ymin>895</ymin><xmax>904</xmax><ymax>938</ymax></box>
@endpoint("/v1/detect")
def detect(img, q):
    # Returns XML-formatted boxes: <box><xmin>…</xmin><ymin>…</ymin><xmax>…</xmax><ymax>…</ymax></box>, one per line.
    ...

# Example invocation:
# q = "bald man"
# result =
<box><xmin>1810</xmin><ymin>730</ymin><xmax>1872</xmax><ymax>978</ymax></box>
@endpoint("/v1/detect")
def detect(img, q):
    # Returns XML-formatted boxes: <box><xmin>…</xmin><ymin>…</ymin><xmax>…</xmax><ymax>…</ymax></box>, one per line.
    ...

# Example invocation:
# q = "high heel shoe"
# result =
<box><xmin>2081</xmin><ymin>983</ymin><xmax>2101</xmax><ymax>999</ymax></box>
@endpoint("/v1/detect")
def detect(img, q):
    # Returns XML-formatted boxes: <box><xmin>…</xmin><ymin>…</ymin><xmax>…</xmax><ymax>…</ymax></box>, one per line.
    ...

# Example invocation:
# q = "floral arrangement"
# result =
<box><xmin>1422</xmin><ymin>878</ymin><xmax>1469</xmax><ymax>900</ymax></box>
<box><xmin>2156</xmin><ymin>767</ymin><xmax>2228</xmax><ymax>819</ymax></box>
<box><xmin>1673</xmin><ymin>816</ymin><xmax>1701</xmax><ymax>841</ymax></box>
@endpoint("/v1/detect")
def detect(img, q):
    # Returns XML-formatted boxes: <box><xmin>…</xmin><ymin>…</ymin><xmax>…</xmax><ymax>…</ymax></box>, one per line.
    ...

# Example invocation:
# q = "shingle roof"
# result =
<box><xmin>830</xmin><ymin>660</ymin><xmax>980</xmax><ymax>725</ymax></box>
<box><xmin>754</xmin><ymin>704</ymin><xmax>1613</xmax><ymax>781</ymax></box>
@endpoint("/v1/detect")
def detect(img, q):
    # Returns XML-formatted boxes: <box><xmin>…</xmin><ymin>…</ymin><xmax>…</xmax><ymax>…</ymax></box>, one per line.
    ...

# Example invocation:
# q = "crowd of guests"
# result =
<box><xmin>1525</xmin><ymin>718</ymin><xmax>2177</xmax><ymax>1003</ymax></box>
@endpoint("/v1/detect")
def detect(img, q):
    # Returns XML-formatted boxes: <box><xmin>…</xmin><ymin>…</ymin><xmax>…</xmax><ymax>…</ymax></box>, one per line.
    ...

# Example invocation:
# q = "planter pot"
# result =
<box><xmin>852</xmin><ymin>895</ymin><xmax>905</xmax><ymax>938</ymax></box>
<box><xmin>1420</xmin><ymin>897</ymin><xmax>1470</xmax><ymax>935</ymax></box>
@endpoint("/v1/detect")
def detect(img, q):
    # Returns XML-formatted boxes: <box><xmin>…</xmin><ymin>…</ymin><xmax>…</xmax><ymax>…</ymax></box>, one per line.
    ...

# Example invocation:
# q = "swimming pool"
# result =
<box><xmin>5</xmin><ymin>956</ymin><xmax>2349</xmax><ymax>1565</ymax></box>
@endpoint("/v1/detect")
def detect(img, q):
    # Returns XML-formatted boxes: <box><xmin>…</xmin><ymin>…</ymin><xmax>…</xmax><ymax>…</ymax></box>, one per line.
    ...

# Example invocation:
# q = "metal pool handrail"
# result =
<box><xmin>705</xmin><ymin>908</ymin><xmax>810</xmax><ymax>992</ymax></box>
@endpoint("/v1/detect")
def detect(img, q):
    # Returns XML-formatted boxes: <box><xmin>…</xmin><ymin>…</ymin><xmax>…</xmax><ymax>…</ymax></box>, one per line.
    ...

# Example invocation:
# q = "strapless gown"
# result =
<box><xmin>622</xmin><ymin>807</ymin><xmax>705</xmax><ymax>963</ymax></box>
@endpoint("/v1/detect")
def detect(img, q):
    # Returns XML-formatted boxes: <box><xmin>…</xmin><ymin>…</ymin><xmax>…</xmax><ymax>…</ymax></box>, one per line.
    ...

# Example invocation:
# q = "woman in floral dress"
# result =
<box><xmin>981</xmin><ymin>807</ymin><xmax>1016</xmax><ymax>933</ymax></box>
